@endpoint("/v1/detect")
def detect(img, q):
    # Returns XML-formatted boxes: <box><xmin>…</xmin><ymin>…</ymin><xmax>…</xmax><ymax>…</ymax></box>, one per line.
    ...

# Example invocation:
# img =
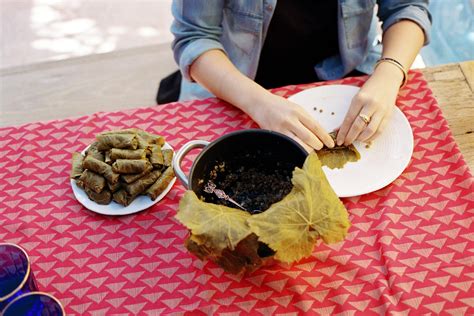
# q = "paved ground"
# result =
<box><xmin>1</xmin><ymin>0</ymin><xmax>174</xmax><ymax>68</ymax></box>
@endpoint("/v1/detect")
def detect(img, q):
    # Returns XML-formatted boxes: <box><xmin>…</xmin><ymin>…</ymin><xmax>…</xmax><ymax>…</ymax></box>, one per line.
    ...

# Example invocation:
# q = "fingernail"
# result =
<box><xmin>326</xmin><ymin>138</ymin><xmax>334</xmax><ymax>148</ymax></box>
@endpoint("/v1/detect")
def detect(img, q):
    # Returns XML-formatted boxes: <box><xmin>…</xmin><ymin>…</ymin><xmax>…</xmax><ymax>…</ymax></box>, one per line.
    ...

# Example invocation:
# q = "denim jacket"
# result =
<box><xmin>171</xmin><ymin>0</ymin><xmax>431</xmax><ymax>101</ymax></box>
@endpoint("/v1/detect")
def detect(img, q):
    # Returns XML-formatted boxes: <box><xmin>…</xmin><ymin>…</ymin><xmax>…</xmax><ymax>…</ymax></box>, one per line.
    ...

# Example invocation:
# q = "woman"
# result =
<box><xmin>171</xmin><ymin>0</ymin><xmax>431</xmax><ymax>152</ymax></box>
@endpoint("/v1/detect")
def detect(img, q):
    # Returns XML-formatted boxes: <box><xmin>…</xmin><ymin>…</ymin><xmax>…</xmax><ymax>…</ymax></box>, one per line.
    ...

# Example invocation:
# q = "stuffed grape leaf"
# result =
<box><xmin>317</xmin><ymin>131</ymin><xmax>360</xmax><ymax>169</ymax></box>
<box><xmin>247</xmin><ymin>153</ymin><xmax>350</xmax><ymax>263</ymax></box>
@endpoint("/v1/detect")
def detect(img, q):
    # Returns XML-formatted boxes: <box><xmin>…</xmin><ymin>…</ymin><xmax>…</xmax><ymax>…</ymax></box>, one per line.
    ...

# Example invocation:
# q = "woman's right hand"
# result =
<box><xmin>188</xmin><ymin>49</ymin><xmax>333</xmax><ymax>151</ymax></box>
<box><xmin>248</xmin><ymin>92</ymin><xmax>335</xmax><ymax>152</ymax></box>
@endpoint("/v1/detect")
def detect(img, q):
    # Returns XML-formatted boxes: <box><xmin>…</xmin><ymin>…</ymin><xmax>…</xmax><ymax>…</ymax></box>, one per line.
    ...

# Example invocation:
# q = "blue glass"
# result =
<box><xmin>0</xmin><ymin>244</ymin><xmax>38</xmax><ymax>311</ymax></box>
<box><xmin>2</xmin><ymin>292</ymin><xmax>64</xmax><ymax>316</ymax></box>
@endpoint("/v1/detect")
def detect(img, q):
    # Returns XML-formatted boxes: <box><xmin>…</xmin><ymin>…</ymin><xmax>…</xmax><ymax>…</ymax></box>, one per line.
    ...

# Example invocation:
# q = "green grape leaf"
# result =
<box><xmin>176</xmin><ymin>190</ymin><xmax>252</xmax><ymax>252</ymax></box>
<box><xmin>247</xmin><ymin>153</ymin><xmax>350</xmax><ymax>263</ymax></box>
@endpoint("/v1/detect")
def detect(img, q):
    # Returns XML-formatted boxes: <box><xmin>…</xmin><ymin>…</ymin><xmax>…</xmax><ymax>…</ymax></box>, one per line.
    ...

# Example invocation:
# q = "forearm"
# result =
<box><xmin>189</xmin><ymin>49</ymin><xmax>334</xmax><ymax>150</ymax></box>
<box><xmin>189</xmin><ymin>49</ymin><xmax>271</xmax><ymax>118</ymax></box>
<box><xmin>337</xmin><ymin>20</ymin><xmax>425</xmax><ymax>145</ymax></box>
<box><xmin>375</xmin><ymin>20</ymin><xmax>425</xmax><ymax>85</ymax></box>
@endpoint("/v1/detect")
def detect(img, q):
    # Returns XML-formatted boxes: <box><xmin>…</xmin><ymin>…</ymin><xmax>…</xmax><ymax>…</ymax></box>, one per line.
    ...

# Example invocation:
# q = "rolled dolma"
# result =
<box><xmin>71</xmin><ymin>152</ymin><xmax>84</xmax><ymax>179</ymax></box>
<box><xmin>104</xmin><ymin>150</ymin><xmax>112</xmax><ymax>164</ymax></box>
<box><xmin>85</xmin><ymin>187</ymin><xmax>112</xmax><ymax>205</ymax></box>
<box><xmin>108</xmin><ymin>181</ymin><xmax>121</xmax><ymax>193</ymax></box>
<box><xmin>79</xmin><ymin>170</ymin><xmax>106</xmax><ymax>193</ymax></box>
<box><xmin>100</xmin><ymin>128</ymin><xmax>138</xmax><ymax>136</ymax></box>
<box><xmin>141</xmin><ymin>131</ymin><xmax>165</xmax><ymax>146</ymax></box>
<box><xmin>121</xmin><ymin>163</ymin><xmax>154</xmax><ymax>184</ymax></box>
<box><xmin>162</xmin><ymin>149</ymin><xmax>174</xmax><ymax>167</ymax></box>
<box><xmin>110</xmin><ymin>148</ymin><xmax>147</xmax><ymax>160</ymax></box>
<box><xmin>75</xmin><ymin>179</ymin><xmax>85</xmax><ymax>189</ymax></box>
<box><xmin>96</xmin><ymin>133</ymin><xmax>138</xmax><ymax>150</ymax></box>
<box><xmin>147</xmin><ymin>167</ymin><xmax>175</xmax><ymax>200</ymax></box>
<box><xmin>100</xmin><ymin>129</ymin><xmax>165</xmax><ymax>147</ymax></box>
<box><xmin>316</xmin><ymin>131</ymin><xmax>361</xmax><ymax>169</ymax></box>
<box><xmin>101</xmin><ymin>129</ymin><xmax>132</xmax><ymax>133</ymax></box>
<box><xmin>124</xmin><ymin>170</ymin><xmax>162</xmax><ymax>196</ymax></box>
<box><xmin>137</xmin><ymin>135</ymin><xmax>151</xmax><ymax>150</ymax></box>
<box><xmin>83</xmin><ymin>156</ymin><xmax>120</xmax><ymax>184</ymax></box>
<box><xmin>150</xmin><ymin>145</ymin><xmax>164</xmax><ymax>168</ymax></box>
<box><xmin>113</xmin><ymin>189</ymin><xmax>138</xmax><ymax>207</ymax></box>
<box><xmin>134</xmin><ymin>129</ymin><xmax>165</xmax><ymax>146</ymax></box>
<box><xmin>112</xmin><ymin>159</ymin><xmax>152</xmax><ymax>174</ymax></box>
<box><xmin>100</xmin><ymin>129</ymin><xmax>164</xmax><ymax>143</ymax></box>
<box><xmin>85</xmin><ymin>142</ymin><xmax>105</xmax><ymax>161</ymax></box>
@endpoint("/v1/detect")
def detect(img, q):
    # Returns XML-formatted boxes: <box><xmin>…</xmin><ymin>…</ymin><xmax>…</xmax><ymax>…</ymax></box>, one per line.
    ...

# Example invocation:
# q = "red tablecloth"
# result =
<box><xmin>1</xmin><ymin>72</ymin><xmax>473</xmax><ymax>315</ymax></box>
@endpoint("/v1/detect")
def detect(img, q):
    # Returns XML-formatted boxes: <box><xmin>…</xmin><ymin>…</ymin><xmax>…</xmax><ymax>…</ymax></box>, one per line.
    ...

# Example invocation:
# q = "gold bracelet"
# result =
<box><xmin>374</xmin><ymin>57</ymin><xmax>408</xmax><ymax>88</ymax></box>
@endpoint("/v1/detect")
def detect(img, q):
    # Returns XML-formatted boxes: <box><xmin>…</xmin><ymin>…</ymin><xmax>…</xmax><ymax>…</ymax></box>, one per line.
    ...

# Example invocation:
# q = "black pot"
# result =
<box><xmin>173</xmin><ymin>129</ymin><xmax>308</xmax><ymax>200</ymax></box>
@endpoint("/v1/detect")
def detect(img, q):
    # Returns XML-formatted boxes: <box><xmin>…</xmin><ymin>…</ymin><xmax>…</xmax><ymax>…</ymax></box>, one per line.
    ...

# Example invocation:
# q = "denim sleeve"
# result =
<box><xmin>377</xmin><ymin>0</ymin><xmax>432</xmax><ymax>45</ymax></box>
<box><xmin>171</xmin><ymin>1</ymin><xmax>226</xmax><ymax>81</ymax></box>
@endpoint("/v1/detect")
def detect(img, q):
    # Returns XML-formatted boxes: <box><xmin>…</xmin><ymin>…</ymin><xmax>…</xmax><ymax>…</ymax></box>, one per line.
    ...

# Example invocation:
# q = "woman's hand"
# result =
<box><xmin>189</xmin><ymin>50</ymin><xmax>333</xmax><ymax>152</ymax></box>
<box><xmin>248</xmin><ymin>91</ymin><xmax>335</xmax><ymax>152</ymax></box>
<box><xmin>336</xmin><ymin>63</ymin><xmax>403</xmax><ymax>146</ymax></box>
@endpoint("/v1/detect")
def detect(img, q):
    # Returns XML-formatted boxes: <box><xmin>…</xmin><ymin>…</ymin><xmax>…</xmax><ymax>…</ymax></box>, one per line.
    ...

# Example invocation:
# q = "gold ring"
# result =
<box><xmin>359</xmin><ymin>114</ymin><xmax>371</xmax><ymax>125</ymax></box>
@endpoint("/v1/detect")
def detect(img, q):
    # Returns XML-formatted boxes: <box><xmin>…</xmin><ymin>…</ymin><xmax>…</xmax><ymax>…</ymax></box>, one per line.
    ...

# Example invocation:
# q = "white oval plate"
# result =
<box><xmin>288</xmin><ymin>85</ymin><xmax>413</xmax><ymax>197</ymax></box>
<box><xmin>71</xmin><ymin>142</ymin><xmax>176</xmax><ymax>215</ymax></box>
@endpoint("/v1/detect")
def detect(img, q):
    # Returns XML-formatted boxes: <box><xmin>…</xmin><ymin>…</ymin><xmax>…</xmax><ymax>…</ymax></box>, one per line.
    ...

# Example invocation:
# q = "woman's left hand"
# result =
<box><xmin>336</xmin><ymin>63</ymin><xmax>404</xmax><ymax>146</ymax></box>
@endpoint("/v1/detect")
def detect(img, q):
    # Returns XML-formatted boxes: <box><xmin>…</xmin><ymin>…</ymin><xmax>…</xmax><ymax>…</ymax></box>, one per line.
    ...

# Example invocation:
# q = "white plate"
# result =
<box><xmin>288</xmin><ymin>85</ymin><xmax>413</xmax><ymax>197</ymax></box>
<box><xmin>71</xmin><ymin>143</ymin><xmax>176</xmax><ymax>215</ymax></box>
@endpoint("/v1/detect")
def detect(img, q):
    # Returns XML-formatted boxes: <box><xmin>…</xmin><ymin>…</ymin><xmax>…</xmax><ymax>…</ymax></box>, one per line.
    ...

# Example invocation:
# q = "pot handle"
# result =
<box><xmin>172</xmin><ymin>140</ymin><xmax>210</xmax><ymax>189</ymax></box>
